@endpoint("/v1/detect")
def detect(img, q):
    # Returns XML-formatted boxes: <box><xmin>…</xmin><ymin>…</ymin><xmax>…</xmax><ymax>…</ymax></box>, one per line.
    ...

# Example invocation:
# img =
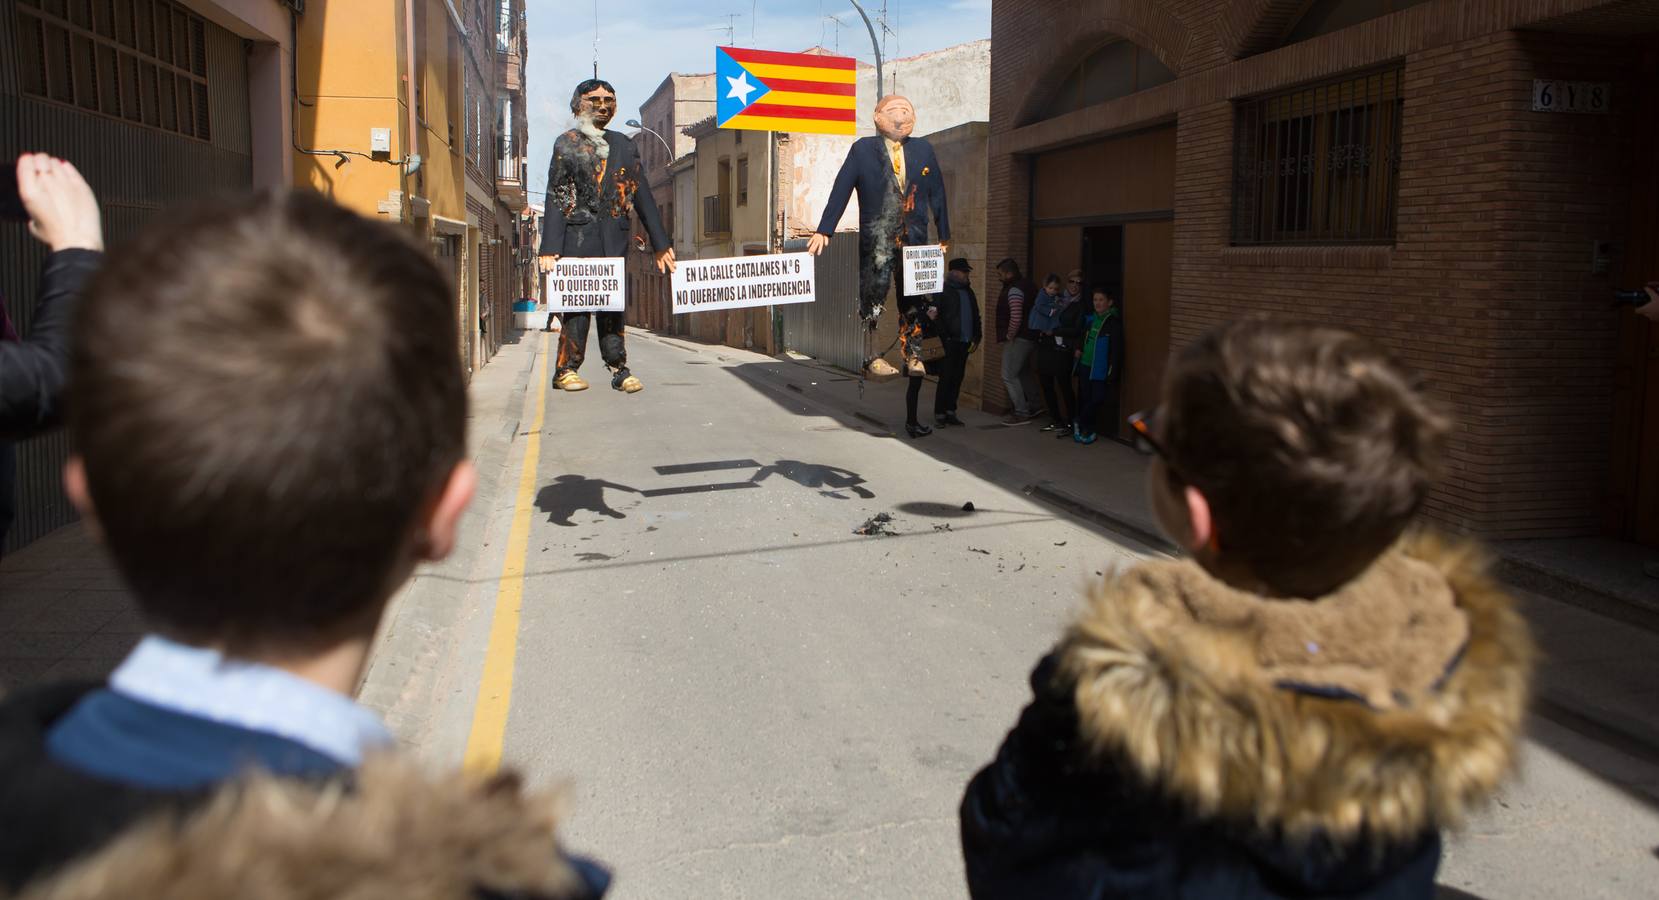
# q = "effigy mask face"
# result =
<box><xmin>576</xmin><ymin>87</ymin><xmax>618</xmax><ymax>130</ymax></box>
<box><xmin>873</xmin><ymin>96</ymin><xmax>915</xmax><ymax>142</ymax></box>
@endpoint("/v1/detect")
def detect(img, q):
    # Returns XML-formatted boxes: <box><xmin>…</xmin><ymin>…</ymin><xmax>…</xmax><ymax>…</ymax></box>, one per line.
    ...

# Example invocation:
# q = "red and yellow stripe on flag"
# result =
<box><xmin>716</xmin><ymin>47</ymin><xmax>858</xmax><ymax>136</ymax></box>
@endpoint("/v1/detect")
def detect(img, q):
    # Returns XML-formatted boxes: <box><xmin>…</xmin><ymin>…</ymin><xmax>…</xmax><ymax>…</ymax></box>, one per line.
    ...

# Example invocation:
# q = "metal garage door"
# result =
<box><xmin>1</xmin><ymin>0</ymin><xmax>253</xmax><ymax>552</ymax></box>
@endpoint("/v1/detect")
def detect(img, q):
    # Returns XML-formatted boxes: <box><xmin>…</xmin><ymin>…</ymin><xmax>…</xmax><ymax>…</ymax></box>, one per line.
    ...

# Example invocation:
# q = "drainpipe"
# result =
<box><xmin>403</xmin><ymin>0</ymin><xmax>419</xmax><ymax>221</ymax></box>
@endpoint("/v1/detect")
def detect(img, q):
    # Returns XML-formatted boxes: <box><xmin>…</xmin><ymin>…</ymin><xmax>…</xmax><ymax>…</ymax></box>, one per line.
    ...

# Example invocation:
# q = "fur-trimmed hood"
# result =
<box><xmin>12</xmin><ymin>759</ymin><xmax>600</xmax><ymax>900</ymax></box>
<box><xmin>1058</xmin><ymin>532</ymin><xmax>1533</xmax><ymax>844</ymax></box>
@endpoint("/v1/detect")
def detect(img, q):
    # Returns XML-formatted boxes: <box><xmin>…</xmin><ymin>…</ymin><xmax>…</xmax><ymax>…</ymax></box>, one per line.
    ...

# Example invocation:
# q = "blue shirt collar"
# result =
<box><xmin>109</xmin><ymin>635</ymin><xmax>393</xmax><ymax>766</ymax></box>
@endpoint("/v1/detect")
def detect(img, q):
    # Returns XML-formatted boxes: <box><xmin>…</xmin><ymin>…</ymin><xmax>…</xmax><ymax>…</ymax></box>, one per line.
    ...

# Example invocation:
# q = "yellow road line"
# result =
<box><xmin>462</xmin><ymin>331</ymin><xmax>550</xmax><ymax>775</ymax></box>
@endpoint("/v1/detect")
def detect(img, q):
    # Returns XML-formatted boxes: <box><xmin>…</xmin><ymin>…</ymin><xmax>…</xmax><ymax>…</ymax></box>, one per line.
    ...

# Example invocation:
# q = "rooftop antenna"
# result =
<box><xmin>822</xmin><ymin>13</ymin><xmax>846</xmax><ymax>54</ymax></box>
<box><xmin>712</xmin><ymin>13</ymin><xmax>741</xmax><ymax>46</ymax></box>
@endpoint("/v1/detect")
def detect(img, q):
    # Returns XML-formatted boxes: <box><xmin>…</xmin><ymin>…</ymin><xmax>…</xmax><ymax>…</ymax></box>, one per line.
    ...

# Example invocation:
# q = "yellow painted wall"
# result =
<box><xmin>291</xmin><ymin>0</ymin><xmax>464</xmax><ymax>230</ymax></box>
<box><xmin>417</xmin><ymin>5</ymin><xmax>465</xmax><ymax>227</ymax></box>
<box><xmin>291</xmin><ymin>1</ymin><xmax>401</xmax><ymax>213</ymax></box>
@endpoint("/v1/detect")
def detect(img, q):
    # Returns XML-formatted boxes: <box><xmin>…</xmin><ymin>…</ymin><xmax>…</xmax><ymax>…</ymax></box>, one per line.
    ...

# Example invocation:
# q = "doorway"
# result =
<box><xmin>1612</xmin><ymin>48</ymin><xmax>1658</xmax><ymax>547</ymax></box>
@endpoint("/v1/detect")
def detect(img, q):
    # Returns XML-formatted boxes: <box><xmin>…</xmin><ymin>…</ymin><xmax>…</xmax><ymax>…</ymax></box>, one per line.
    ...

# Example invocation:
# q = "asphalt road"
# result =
<box><xmin>361</xmin><ymin>330</ymin><xmax>1659</xmax><ymax>899</ymax></box>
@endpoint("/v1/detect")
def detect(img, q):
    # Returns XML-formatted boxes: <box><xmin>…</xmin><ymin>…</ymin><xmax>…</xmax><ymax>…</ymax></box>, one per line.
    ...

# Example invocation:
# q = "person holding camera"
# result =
<box><xmin>1</xmin><ymin>154</ymin><xmax>104</xmax><ymax>556</ymax></box>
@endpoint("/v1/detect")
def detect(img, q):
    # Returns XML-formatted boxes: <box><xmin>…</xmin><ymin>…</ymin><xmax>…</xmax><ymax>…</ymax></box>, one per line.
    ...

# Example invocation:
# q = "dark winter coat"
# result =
<box><xmin>1037</xmin><ymin>293</ymin><xmax>1085</xmax><ymax>377</ymax></box>
<box><xmin>539</xmin><ymin>129</ymin><xmax>668</xmax><ymax>259</ymax></box>
<box><xmin>0</xmin><ymin>683</ymin><xmax>607</xmax><ymax>899</ymax></box>
<box><xmin>960</xmin><ymin>534</ymin><xmax>1533</xmax><ymax>900</ymax></box>
<box><xmin>815</xmin><ymin>136</ymin><xmax>950</xmax><ymax>247</ymax></box>
<box><xmin>933</xmin><ymin>278</ymin><xmax>982</xmax><ymax>346</ymax></box>
<box><xmin>1</xmin><ymin>249</ymin><xmax>101</xmax><ymax>439</ymax></box>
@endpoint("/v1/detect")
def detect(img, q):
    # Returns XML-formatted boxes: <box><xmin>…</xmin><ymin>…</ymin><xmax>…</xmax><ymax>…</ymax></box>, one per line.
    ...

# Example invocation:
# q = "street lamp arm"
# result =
<box><xmin>848</xmin><ymin>0</ymin><xmax>883</xmax><ymax>100</ymax></box>
<box><xmin>625</xmin><ymin>119</ymin><xmax>675</xmax><ymax>163</ymax></box>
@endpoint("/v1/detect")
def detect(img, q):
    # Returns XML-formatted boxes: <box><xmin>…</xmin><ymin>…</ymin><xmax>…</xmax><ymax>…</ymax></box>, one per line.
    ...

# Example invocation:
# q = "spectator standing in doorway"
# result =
<box><xmin>994</xmin><ymin>259</ymin><xmax>1039</xmax><ymax>424</ymax></box>
<box><xmin>1032</xmin><ymin>271</ymin><xmax>1081</xmax><ymax>434</ymax></box>
<box><xmin>1069</xmin><ymin>286</ymin><xmax>1122</xmax><ymax>444</ymax></box>
<box><xmin>932</xmin><ymin>257</ymin><xmax>982</xmax><ymax>428</ymax></box>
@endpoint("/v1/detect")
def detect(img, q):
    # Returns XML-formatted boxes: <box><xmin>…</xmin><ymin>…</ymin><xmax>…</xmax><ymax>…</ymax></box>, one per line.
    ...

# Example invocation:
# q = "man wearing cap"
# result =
<box><xmin>929</xmin><ymin>257</ymin><xmax>981</xmax><ymax>428</ymax></box>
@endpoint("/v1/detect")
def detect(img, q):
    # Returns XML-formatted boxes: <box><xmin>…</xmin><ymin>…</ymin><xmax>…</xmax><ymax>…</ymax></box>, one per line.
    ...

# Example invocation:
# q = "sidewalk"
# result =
<box><xmin>654</xmin><ymin>330</ymin><xmax>1659</xmax><ymax>773</ymax></box>
<box><xmin>0</xmin><ymin>332</ymin><xmax>546</xmax><ymax>698</ymax></box>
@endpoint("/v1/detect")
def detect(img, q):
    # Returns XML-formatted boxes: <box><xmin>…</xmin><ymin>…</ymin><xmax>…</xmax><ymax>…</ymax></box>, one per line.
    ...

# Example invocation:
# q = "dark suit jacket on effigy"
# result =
<box><xmin>815</xmin><ymin>136</ymin><xmax>950</xmax><ymax>248</ymax></box>
<box><xmin>539</xmin><ymin>129</ymin><xmax>669</xmax><ymax>260</ymax></box>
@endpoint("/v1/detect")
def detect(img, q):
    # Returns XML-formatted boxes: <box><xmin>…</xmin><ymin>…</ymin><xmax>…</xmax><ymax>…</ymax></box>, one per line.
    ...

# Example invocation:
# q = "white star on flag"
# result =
<box><xmin>727</xmin><ymin>72</ymin><xmax>758</xmax><ymax>106</ymax></box>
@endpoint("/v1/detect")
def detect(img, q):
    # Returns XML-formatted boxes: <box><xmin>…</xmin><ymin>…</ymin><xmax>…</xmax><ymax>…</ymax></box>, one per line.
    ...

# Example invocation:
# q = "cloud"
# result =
<box><xmin>523</xmin><ymin>0</ymin><xmax>989</xmax><ymax>196</ymax></box>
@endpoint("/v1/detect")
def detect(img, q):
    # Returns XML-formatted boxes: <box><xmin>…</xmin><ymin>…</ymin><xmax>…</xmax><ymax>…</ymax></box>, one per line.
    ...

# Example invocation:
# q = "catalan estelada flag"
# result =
<box><xmin>716</xmin><ymin>46</ymin><xmax>857</xmax><ymax>135</ymax></box>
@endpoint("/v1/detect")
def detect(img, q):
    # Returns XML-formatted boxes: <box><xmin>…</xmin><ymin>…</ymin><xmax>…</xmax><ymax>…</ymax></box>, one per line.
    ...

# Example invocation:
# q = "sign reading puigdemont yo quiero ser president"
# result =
<box><xmin>548</xmin><ymin>258</ymin><xmax>625</xmax><ymax>312</ymax></box>
<box><xmin>671</xmin><ymin>252</ymin><xmax>816</xmax><ymax>314</ymax></box>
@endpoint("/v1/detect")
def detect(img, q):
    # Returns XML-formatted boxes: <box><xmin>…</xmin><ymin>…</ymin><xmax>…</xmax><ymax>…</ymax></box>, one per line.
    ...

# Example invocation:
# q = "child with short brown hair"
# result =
<box><xmin>960</xmin><ymin>319</ymin><xmax>1533</xmax><ymax>899</ymax></box>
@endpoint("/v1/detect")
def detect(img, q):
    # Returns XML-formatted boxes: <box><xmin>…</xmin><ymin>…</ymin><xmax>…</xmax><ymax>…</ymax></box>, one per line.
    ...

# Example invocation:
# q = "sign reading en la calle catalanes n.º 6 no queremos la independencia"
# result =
<box><xmin>671</xmin><ymin>252</ymin><xmax>816</xmax><ymax>314</ymax></box>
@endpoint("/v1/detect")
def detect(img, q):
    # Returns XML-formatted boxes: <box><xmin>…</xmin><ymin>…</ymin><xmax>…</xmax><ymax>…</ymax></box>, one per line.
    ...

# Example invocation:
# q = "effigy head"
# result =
<box><xmin>873</xmin><ymin>95</ymin><xmax>915</xmax><ymax>141</ymax></box>
<box><xmin>571</xmin><ymin>78</ymin><xmax>618</xmax><ymax>129</ymax></box>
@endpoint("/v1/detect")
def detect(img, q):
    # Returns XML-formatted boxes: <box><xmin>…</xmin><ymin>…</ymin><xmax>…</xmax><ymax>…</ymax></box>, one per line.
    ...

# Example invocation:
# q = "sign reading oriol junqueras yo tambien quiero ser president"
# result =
<box><xmin>902</xmin><ymin>244</ymin><xmax>945</xmax><ymax>296</ymax></box>
<box><xmin>716</xmin><ymin>46</ymin><xmax>857</xmax><ymax>136</ymax></box>
<box><xmin>671</xmin><ymin>253</ymin><xmax>816</xmax><ymax>314</ymax></box>
<box><xmin>548</xmin><ymin>258</ymin><xmax>625</xmax><ymax>312</ymax></box>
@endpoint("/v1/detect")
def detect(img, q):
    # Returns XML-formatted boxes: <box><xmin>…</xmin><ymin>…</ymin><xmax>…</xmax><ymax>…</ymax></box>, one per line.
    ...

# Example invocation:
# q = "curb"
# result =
<box><xmin>1495</xmin><ymin>555</ymin><xmax>1659</xmax><ymax>635</ymax></box>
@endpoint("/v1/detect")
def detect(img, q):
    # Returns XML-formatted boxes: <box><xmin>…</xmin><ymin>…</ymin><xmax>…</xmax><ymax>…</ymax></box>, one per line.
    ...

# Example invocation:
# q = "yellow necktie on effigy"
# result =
<box><xmin>889</xmin><ymin>140</ymin><xmax>906</xmax><ymax>188</ymax></box>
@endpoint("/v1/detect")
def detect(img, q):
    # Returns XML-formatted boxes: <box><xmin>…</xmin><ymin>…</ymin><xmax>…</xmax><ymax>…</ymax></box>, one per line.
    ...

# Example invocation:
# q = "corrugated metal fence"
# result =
<box><xmin>778</xmin><ymin>233</ymin><xmax>864</xmax><ymax>372</ymax></box>
<box><xmin>1</xmin><ymin>1</ymin><xmax>252</xmax><ymax>553</ymax></box>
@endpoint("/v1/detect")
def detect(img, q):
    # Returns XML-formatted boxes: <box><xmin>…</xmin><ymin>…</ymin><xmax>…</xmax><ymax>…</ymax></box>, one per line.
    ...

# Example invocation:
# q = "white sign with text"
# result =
<box><xmin>902</xmin><ymin>244</ymin><xmax>945</xmax><ymax>295</ymax></box>
<box><xmin>671</xmin><ymin>252</ymin><xmax>816</xmax><ymax>314</ymax></box>
<box><xmin>548</xmin><ymin>258</ymin><xmax>625</xmax><ymax>312</ymax></box>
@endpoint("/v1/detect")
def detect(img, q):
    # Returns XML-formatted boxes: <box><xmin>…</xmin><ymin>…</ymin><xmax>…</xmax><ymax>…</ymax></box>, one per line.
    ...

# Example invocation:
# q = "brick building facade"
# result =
<box><xmin>987</xmin><ymin>0</ymin><xmax>1659</xmax><ymax>546</ymax></box>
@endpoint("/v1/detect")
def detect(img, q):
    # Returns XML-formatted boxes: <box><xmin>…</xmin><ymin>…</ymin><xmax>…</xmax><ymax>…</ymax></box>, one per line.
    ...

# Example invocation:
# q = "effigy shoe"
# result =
<box><xmin>555</xmin><ymin>372</ymin><xmax>589</xmax><ymax>392</ymax></box>
<box><xmin>615</xmin><ymin>373</ymin><xmax>644</xmax><ymax>393</ymax></box>
<box><xmin>865</xmin><ymin>358</ymin><xmax>900</xmax><ymax>379</ymax></box>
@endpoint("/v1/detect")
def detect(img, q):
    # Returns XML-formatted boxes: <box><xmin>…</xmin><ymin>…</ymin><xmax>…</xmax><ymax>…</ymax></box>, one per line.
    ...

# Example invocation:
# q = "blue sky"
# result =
<box><xmin>523</xmin><ymin>0</ymin><xmax>991</xmax><ymax>196</ymax></box>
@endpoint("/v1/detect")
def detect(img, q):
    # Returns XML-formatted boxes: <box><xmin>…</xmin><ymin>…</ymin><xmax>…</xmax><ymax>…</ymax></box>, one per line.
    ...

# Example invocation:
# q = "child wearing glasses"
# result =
<box><xmin>959</xmin><ymin>320</ymin><xmax>1532</xmax><ymax>899</ymax></box>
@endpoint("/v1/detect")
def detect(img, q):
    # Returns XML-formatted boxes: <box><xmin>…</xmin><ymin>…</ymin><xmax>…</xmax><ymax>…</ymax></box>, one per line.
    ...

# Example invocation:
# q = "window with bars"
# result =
<box><xmin>1232</xmin><ymin>67</ymin><xmax>1403</xmax><ymax>246</ymax></box>
<box><xmin>15</xmin><ymin>0</ymin><xmax>212</xmax><ymax>142</ymax></box>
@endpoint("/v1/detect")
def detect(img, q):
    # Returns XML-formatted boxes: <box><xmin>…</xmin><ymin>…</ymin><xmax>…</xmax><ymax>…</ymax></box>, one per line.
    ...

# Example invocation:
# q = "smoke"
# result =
<box><xmin>864</xmin><ymin>182</ymin><xmax>915</xmax><ymax>272</ymax></box>
<box><xmin>574</xmin><ymin>111</ymin><xmax>610</xmax><ymax>160</ymax></box>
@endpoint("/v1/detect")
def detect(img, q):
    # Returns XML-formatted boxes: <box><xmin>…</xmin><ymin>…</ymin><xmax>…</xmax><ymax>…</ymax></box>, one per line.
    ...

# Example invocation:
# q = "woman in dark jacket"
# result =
<box><xmin>1033</xmin><ymin>271</ymin><xmax>1082</xmax><ymax>434</ymax></box>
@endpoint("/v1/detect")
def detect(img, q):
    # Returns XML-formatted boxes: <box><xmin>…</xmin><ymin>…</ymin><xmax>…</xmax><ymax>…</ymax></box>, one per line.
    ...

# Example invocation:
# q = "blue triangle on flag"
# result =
<box><xmin>716</xmin><ymin>47</ymin><xmax>771</xmax><ymax>126</ymax></box>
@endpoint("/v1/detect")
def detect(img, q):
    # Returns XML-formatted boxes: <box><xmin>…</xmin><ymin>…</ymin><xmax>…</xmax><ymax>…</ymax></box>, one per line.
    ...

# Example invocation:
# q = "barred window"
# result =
<box><xmin>1231</xmin><ymin>67</ymin><xmax>1402</xmax><ymax>245</ymax></box>
<box><xmin>15</xmin><ymin>0</ymin><xmax>212</xmax><ymax>142</ymax></box>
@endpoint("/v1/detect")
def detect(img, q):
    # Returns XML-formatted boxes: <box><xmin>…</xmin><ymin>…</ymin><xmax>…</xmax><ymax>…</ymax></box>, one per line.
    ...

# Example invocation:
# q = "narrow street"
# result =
<box><xmin>355</xmin><ymin>332</ymin><xmax>1659</xmax><ymax>900</ymax></box>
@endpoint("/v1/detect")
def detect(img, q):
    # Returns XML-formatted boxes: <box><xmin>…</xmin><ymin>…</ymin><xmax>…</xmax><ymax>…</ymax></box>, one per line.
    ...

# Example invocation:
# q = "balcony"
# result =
<box><xmin>702</xmin><ymin>194</ymin><xmax>731</xmax><ymax>237</ymax></box>
<box><xmin>497</xmin><ymin>157</ymin><xmax>527</xmax><ymax>211</ymax></box>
